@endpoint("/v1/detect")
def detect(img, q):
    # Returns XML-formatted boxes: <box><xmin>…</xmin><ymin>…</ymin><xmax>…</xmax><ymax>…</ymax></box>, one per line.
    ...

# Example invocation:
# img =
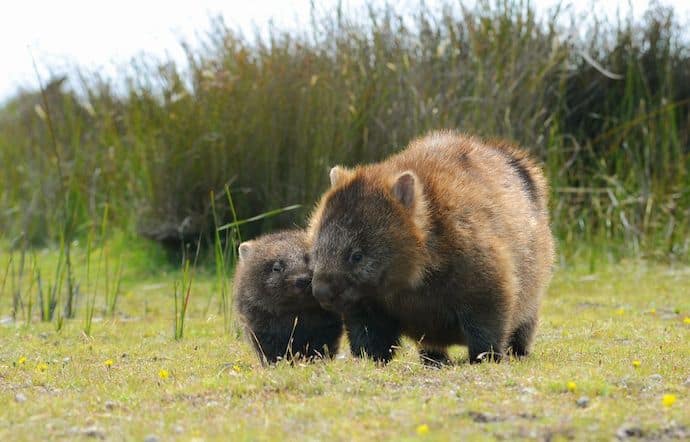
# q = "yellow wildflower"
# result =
<box><xmin>566</xmin><ymin>381</ymin><xmax>577</xmax><ymax>393</ymax></box>
<box><xmin>104</xmin><ymin>359</ymin><xmax>114</xmax><ymax>368</ymax></box>
<box><xmin>615</xmin><ymin>309</ymin><xmax>625</xmax><ymax>316</ymax></box>
<box><xmin>17</xmin><ymin>356</ymin><xmax>27</xmax><ymax>365</ymax></box>
<box><xmin>158</xmin><ymin>369</ymin><xmax>169</xmax><ymax>380</ymax></box>
<box><xmin>232</xmin><ymin>364</ymin><xmax>241</xmax><ymax>373</ymax></box>
<box><xmin>632</xmin><ymin>360</ymin><xmax>641</xmax><ymax>368</ymax></box>
<box><xmin>683</xmin><ymin>317</ymin><xmax>690</xmax><ymax>325</ymax></box>
<box><xmin>416</xmin><ymin>424</ymin><xmax>429</xmax><ymax>436</ymax></box>
<box><xmin>662</xmin><ymin>394</ymin><xmax>676</xmax><ymax>407</ymax></box>
<box><xmin>36</xmin><ymin>362</ymin><xmax>48</xmax><ymax>373</ymax></box>
<box><xmin>649</xmin><ymin>308</ymin><xmax>656</xmax><ymax>315</ymax></box>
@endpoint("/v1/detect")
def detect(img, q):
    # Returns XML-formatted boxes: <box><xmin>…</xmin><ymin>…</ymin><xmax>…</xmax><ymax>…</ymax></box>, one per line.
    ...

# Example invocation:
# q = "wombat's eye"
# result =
<box><xmin>303</xmin><ymin>254</ymin><xmax>310</xmax><ymax>265</ymax></box>
<box><xmin>272</xmin><ymin>261</ymin><xmax>284</xmax><ymax>272</ymax></box>
<box><xmin>349</xmin><ymin>251</ymin><xmax>363</xmax><ymax>264</ymax></box>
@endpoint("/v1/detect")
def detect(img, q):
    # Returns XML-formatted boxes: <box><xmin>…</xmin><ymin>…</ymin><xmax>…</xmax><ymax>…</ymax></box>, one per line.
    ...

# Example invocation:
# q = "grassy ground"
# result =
<box><xmin>1</xmin><ymin>255</ymin><xmax>688</xmax><ymax>441</ymax></box>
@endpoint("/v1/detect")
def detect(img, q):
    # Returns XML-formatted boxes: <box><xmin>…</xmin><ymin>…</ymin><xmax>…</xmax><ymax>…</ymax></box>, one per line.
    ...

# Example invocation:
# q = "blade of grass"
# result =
<box><xmin>83</xmin><ymin>220</ymin><xmax>96</xmax><ymax>335</ymax></box>
<box><xmin>1</xmin><ymin>254</ymin><xmax>12</xmax><ymax>311</ymax></box>
<box><xmin>210</xmin><ymin>190</ymin><xmax>229</xmax><ymax>332</ymax></box>
<box><xmin>174</xmin><ymin>235</ymin><xmax>202</xmax><ymax>340</ymax></box>
<box><xmin>24</xmin><ymin>255</ymin><xmax>36</xmax><ymax>326</ymax></box>
<box><xmin>217</xmin><ymin>204</ymin><xmax>302</xmax><ymax>231</ymax></box>
<box><xmin>106</xmin><ymin>257</ymin><xmax>123</xmax><ymax>318</ymax></box>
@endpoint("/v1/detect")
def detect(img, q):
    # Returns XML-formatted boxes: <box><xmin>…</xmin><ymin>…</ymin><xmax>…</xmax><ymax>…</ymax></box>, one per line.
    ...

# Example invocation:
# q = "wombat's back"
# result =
<box><xmin>377</xmin><ymin>131</ymin><xmax>554</xmax><ymax>343</ymax></box>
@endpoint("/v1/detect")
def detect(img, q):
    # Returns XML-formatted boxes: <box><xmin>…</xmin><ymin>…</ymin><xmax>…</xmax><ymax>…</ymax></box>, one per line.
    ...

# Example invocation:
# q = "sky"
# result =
<box><xmin>1</xmin><ymin>0</ymin><xmax>688</xmax><ymax>101</ymax></box>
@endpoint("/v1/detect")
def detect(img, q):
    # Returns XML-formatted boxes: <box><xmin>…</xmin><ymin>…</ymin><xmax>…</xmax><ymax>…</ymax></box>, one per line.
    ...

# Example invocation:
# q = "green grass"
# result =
<box><xmin>0</xmin><ymin>1</ymin><xmax>688</xmax><ymax>260</ymax></box>
<box><xmin>1</xmin><ymin>249</ymin><xmax>688</xmax><ymax>440</ymax></box>
<box><xmin>0</xmin><ymin>0</ymin><xmax>689</xmax><ymax>438</ymax></box>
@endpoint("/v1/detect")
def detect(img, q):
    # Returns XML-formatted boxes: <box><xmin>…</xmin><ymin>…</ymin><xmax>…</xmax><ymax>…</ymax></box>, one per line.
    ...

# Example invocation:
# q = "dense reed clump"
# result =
<box><xmin>0</xmin><ymin>1</ymin><xmax>688</xmax><ymax>262</ymax></box>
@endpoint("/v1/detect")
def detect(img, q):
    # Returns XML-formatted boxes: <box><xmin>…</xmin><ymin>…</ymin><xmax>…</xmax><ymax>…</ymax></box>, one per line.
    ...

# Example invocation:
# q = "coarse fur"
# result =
<box><xmin>308</xmin><ymin>130</ymin><xmax>555</xmax><ymax>364</ymax></box>
<box><xmin>233</xmin><ymin>230</ymin><xmax>343</xmax><ymax>365</ymax></box>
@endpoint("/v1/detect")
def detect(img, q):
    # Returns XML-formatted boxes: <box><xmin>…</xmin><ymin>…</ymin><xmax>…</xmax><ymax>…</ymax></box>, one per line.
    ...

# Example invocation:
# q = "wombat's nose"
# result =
<box><xmin>295</xmin><ymin>276</ymin><xmax>311</xmax><ymax>290</ymax></box>
<box><xmin>312</xmin><ymin>280</ymin><xmax>334</xmax><ymax>306</ymax></box>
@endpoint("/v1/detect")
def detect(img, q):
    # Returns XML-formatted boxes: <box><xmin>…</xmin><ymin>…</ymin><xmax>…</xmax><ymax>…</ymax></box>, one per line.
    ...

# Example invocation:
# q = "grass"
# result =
<box><xmin>0</xmin><ymin>0</ymin><xmax>689</xmax><ymax>438</ymax></box>
<box><xmin>0</xmin><ymin>1</ymin><xmax>688</xmax><ymax>260</ymax></box>
<box><xmin>173</xmin><ymin>255</ymin><xmax>195</xmax><ymax>341</ymax></box>
<box><xmin>0</xmin><ymin>248</ymin><xmax>688</xmax><ymax>440</ymax></box>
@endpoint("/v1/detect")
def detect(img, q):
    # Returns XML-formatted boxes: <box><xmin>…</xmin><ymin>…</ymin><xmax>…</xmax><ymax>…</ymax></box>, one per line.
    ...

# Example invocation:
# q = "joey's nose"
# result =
<box><xmin>295</xmin><ymin>275</ymin><xmax>311</xmax><ymax>290</ymax></box>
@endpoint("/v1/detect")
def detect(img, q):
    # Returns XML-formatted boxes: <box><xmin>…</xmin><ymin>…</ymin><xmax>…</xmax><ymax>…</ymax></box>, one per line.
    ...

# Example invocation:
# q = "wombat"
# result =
<box><xmin>233</xmin><ymin>230</ymin><xmax>343</xmax><ymax>365</ymax></box>
<box><xmin>308</xmin><ymin>131</ymin><xmax>554</xmax><ymax>364</ymax></box>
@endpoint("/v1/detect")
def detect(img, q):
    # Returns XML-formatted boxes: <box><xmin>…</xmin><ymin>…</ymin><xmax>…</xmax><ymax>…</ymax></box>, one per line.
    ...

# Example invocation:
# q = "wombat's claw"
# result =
<box><xmin>475</xmin><ymin>351</ymin><xmax>504</xmax><ymax>363</ymax></box>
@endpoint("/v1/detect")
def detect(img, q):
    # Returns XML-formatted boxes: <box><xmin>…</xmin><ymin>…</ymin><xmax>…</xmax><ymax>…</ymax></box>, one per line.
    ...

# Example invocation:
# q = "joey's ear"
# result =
<box><xmin>329</xmin><ymin>166</ymin><xmax>351</xmax><ymax>187</ymax></box>
<box><xmin>391</xmin><ymin>171</ymin><xmax>418</xmax><ymax>208</ymax></box>
<box><xmin>238</xmin><ymin>241</ymin><xmax>254</xmax><ymax>261</ymax></box>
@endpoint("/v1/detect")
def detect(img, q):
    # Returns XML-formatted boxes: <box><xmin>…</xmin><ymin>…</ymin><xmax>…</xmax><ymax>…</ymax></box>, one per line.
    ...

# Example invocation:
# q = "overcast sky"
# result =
<box><xmin>1</xmin><ymin>0</ymin><xmax>688</xmax><ymax>101</ymax></box>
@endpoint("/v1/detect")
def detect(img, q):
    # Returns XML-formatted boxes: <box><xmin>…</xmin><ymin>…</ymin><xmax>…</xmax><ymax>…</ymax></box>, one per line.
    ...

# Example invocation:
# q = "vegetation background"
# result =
<box><xmin>0</xmin><ymin>1</ymin><xmax>689</xmax><ymax>440</ymax></box>
<box><xmin>1</xmin><ymin>0</ymin><xmax>688</xmax><ymax>262</ymax></box>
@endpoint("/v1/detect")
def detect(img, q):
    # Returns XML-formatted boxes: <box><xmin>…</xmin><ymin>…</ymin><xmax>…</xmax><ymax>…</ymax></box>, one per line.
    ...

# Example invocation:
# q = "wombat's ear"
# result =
<box><xmin>238</xmin><ymin>241</ymin><xmax>253</xmax><ymax>261</ymax></box>
<box><xmin>329</xmin><ymin>166</ymin><xmax>351</xmax><ymax>187</ymax></box>
<box><xmin>392</xmin><ymin>171</ymin><xmax>417</xmax><ymax>208</ymax></box>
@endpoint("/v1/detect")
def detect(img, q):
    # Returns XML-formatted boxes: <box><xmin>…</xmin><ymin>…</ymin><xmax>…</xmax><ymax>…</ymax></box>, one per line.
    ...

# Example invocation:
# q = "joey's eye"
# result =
<box><xmin>349</xmin><ymin>251</ymin><xmax>363</xmax><ymax>264</ymax></box>
<box><xmin>303</xmin><ymin>254</ymin><xmax>310</xmax><ymax>265</ymax></box>
<box><xmin>272</xmin><ymin>261</ymin><xmax>284</xmax><ymax>273</ymax></box>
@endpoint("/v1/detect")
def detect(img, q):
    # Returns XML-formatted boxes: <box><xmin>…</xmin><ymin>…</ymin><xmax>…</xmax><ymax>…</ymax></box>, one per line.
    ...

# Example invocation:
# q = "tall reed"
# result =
<box><xmin>0</xmin><ymin>1</ymin><xmax>688</xmax><ymax>261</ymax></box>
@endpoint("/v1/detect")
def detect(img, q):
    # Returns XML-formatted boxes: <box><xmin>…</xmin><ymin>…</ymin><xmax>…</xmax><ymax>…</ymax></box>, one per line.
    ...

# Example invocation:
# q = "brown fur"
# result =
<box><xmin>233</xmin><ymin>230</ymin><xmax>343</xmax><ymax>365</ymax></box>
<box><xmin>308</xmin><ymin>130</ymin><xmax>554</xmax><ymax>363</ymax></box>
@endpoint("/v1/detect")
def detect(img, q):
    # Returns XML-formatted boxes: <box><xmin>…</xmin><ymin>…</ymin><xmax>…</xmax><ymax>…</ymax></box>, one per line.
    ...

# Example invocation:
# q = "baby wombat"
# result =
<box><xmin>309</xmin><ymin>130</ymin><xmax>554</xmax><ymax>364</ymax></box>
<box><xmin>233</xmin><ymin>230</ymin><xmax>342</xmax><ymax>365</ymax></box>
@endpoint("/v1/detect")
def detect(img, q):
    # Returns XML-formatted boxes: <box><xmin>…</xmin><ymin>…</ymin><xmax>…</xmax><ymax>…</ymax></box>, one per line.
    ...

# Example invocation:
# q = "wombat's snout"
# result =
<box><xmin>312</xmin><ymin>278</ymin><xmax>336</xmax><ymax>309</ymax></box>
<box><xmin>295</xmin><ymin>275</ymin><xmax>312</xmax><ymax>290</ymax></box>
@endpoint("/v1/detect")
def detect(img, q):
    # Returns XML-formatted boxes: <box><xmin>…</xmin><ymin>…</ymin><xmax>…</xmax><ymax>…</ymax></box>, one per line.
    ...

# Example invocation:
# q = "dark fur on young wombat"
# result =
<box><xmin>308</xmin><ymin>131</ymin><xmax>554</xmax><ymax>364</ymax></box>
<box><xmin>233</xmin><ymin>230</ymin><xmax>343</xmax><ymax>365</ymax></box>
